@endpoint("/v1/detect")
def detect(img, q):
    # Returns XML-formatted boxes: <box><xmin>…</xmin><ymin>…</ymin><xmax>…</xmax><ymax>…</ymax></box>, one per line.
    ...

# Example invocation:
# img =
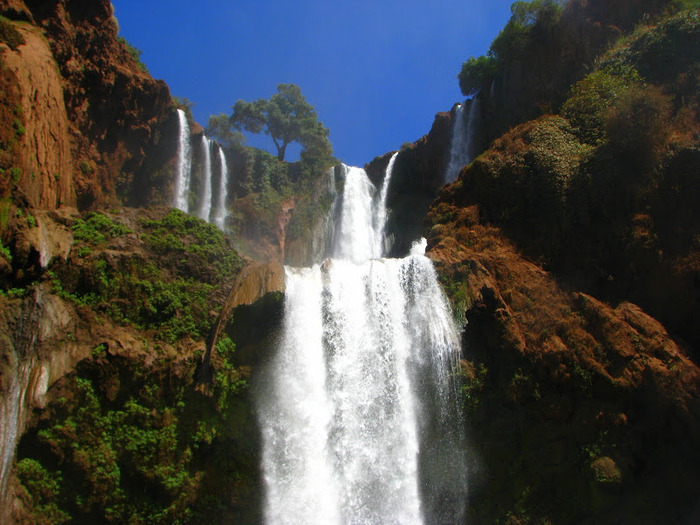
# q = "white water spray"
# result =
<box><xmin>214</xmin><ymin>146</ymin><xmax>229</xmax><ymax>229</ymax></box>
<box><xmin>257</xmin><ymin>163</ymin><xmax>468</xmax><ymax>525</ymax></box>
<box><xmin>174</xmin><ymin>109</ymin><xmax>192</xmax><ymax>212</ymax></box>
<box><xmin>198</xmin><ymin>136</ymin><xmax>213</xmax><ymax>222</ymax></box>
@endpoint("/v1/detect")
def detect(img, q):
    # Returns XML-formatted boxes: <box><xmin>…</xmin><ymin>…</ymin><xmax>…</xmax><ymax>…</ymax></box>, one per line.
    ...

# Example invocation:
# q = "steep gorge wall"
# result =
<box><xmin>0</xmin><ymin>22</ymin><xmax>74</xmax><ymax>208</ymax></box>
<box><xmin>0</xmin><ymin>0</ymin><xmax>176</xmax><ymax>211</ymax></box>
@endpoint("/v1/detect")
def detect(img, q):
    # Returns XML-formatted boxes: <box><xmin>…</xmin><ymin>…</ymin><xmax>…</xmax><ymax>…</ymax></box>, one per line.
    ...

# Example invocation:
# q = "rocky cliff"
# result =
<box><xmin>0</xmin><ymin>0</ymin><xmax>176</xmax><ymax>212</ymax></box>
<box><xmin>420</xmin><ymin>3</ymin><xmax>700</xmax><ymax>523</ymax></box>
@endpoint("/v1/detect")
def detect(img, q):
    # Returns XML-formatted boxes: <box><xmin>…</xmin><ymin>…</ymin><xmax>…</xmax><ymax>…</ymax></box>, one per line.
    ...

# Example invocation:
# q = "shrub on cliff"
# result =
<box><xmin>562</xmin><ymin>64</ymin><xmax>643</xmax><ymax>144</ymax></box>
<box><xmin>490</xmin><ymin>0</ymin><xmax>563</xmax><ymax>61</ymax></box>
<box><xmin>600</xmin><ymin>9</ymin><xmax>700</xmax><ymax>85</ymax></box>
<box><xmin>463</xmin><ymin>116</ymin><xmax>590</xmax><ymax>256</ymax></box>
<box><xmin>605</xmin><ymin>84</ymin><xmax>673</xmax><ymax>168</ymax></box>
<box><xmin>117</xmin><ymin>35</ymin><xmax>148</xmax><ymax>73</ymax></box>
<box><xmin>49</xmin><ymin>210</ymin><xmax>241</xmax><ymax>343</ymax></box>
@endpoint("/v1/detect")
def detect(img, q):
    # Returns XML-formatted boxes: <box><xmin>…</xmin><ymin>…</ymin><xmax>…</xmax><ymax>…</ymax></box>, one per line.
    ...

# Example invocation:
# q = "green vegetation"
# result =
<box><xmin>117</xmin><ymin>36</ymin><xmax>148</xmax><ymax>73</ymax></box>
<box><xmin>459</xmin><ymin>361</ymin><xmax>488</xmax><ymax>412</ymax></box>
<box><xmin>15</xmin><ymin>347</ymin><xmax>254</xmax><ymax>524</ymax></box>
<box><xmin>72</xmin><ymin>212</ymin><xmax>132</xmax><ymax>245</ymax></box>
<box><xmin>49</xmin><ymin>210</ymin><xmax>241</xmax><ymax>343</ymax></box>
<box><xmin>458</xmin><ymin>55</ymin><xmax>498</xmax><ymax>96</ymax></box>
<box><xmin>228</xmin><ymin>83</ymin><xmax>333</xmax><ymax>163</ymax></box>
<box><xmin>600</xmin><ymin>9</ymin><xmax>700</xmax><ymax>85</ymax></box>
<box><xmin>0</xmin><ymin>16</ymin><xmax>25</xmax><ymax>50</ymax></box>
<box><xmin>458</xmin><ymin>0</ymin><xmax>564</xmax><ymax>96</ymax></box>
<box><xmin>140</xmin><ymin>209</ymin><xmax>242</xmax><ymax>280</ymax></box>
<box><xmin>212</xmin><ymin>336</ymin><xmax>247</xmax><ymax>412</ymax></box>
<box><xmin>206</xmin><ymin>113</ymin><xmax>245</xmax><ymax>150</ymax></box>
<box><xmin>562</xmin><ymin>65</ymin><xmax>643</xmax><ymax>144</ymax></box>
<box><xmin>12</xmin><ymin>118</ymin><xmax>24</xmax><ymax>138</ymax></box>
<box><xmin>0</xmin><ymin>239</ymin><xmax>10</xmax><ymax>263</ymax></box>
<box><xmin>0</xmin><ymin>198</ymin><xmax>10</xmax><ymax>230</ymax></box>
<box><xmin>8</xmin><ymin>166</ymin><xmax>21</xmax><ymax>183</ymax></box>
<box><xmin>78</xmin><ymin>159</ymin><xmax>94</xmax><ymax>174</ymax></box>
<box><xmin>15</xmin><ymin>458</ymin><xmax>70</xmax><ymax>524</ymax></box>
<box><xmin>604</xmin><ymin>84</ymin><xmax>672</xmax><ymax>168</ymax></box>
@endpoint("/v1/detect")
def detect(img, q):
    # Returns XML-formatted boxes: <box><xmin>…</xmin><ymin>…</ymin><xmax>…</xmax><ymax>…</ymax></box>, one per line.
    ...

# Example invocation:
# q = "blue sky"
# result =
<box><xmin>112</xmin><ymin>0</ymin><xmax>514</xmax><ymax>166</ymax></box>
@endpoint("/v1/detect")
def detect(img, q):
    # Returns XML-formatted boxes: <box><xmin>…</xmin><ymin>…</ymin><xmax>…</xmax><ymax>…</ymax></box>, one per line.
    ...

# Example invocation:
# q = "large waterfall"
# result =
<box><xmin>445</xmin><ymin>96</ymin><xmax>480</xmax><ymax>184</ymax></box>
<box><xmin>256</xmin><ymin>160</ymin><xmax>468</xmax><ymax>524</ymax></box>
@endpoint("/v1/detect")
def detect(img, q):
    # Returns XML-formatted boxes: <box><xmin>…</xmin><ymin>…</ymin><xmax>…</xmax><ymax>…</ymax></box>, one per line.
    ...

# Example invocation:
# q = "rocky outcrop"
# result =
<box><xmin>425</xmin><ymin>183</ymin><xmax>700</xmax><ymax>524</ymax></box>
<box><xmin>203</xmin><ymin>261</ymin><xmax>285</xmax><ymax>381</ymax></box>
<box><xmin>1</xmin><ymin>206</ymin><xmax>259</xmax><ymax>523</ymax></box>
<box><xmin>365</xmin><ymin>111</ymin><xmax>453</xmax><ymax>257</ymax></box>
<box><xmin>0</xmin><ymin>283</ymin><xmax>156</xmax><ymax>523</ymax></box>
<box><xmin>0</xmin><ymin>0</ymin><xmax>176</xmax><ymax>210</ymax></box>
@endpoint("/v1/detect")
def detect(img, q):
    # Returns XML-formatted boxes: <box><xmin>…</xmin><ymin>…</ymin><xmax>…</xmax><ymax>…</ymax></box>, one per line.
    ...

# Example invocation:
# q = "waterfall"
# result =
<box><xmin>445</xmin><ymin>96</ymin><xmax>480</xmax><ymax>184</ymax></box>
<box><xmin>256</xmin><ymin>164</ymin><xmax>468</xmax><ymax>525</ymax></box>
<box><xmin>198</xmin><ymin>136</ymin><xmax>213</xmax><ymax>222</ymax></box>
<box><xmin>0</xmin><ymin>356</ymin><xmax>32</xmax><ymax>500</ymax></box>
<box><xmin>373</xmin><ymin>151</ymin><xmax>398</xmax><ymax>257</ymax></box>
<box><xmin>174</xmin><ymin>109</ymin><xmax>192</xmax><ymax>212</ymax></box>
<box><xmin>214</xmin><ymin>145</ymin><xmax>229</xmax><ymax>230</ymax></box>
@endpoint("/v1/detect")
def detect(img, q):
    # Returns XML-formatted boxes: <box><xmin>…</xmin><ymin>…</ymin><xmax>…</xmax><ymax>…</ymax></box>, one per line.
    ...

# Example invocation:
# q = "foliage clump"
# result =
<box><xmin>458</xmin><ymin>0</ymin><xmax>564</xmax><ymax>96</ymax></box>
<box><xmin>562</xmin><ymin>64</ymin><xmax>643</xmax><ymax>144</ymax></box>
<box><xmin>72</xmin><ymin>212</ymin><xmax>133</xmax><ymax>246</ymax></box>
<box><xmin>600</xmin><ymin>9</ymin><xmax>700</xmax><ymax>85</ymax></box>
<box><xmin>140</xmin><ymin>208</ymin><xmax>242</xmax><ymax>280</ymax></box>
<box><xmin>15</xmin><ymin>346</ymin><xmax>253</xmax><ymax>524</ymax></box>
<box><xmin>49</xmin><ymin>210</ymin><xmax>241</xmax><ymax>343</ymax></box>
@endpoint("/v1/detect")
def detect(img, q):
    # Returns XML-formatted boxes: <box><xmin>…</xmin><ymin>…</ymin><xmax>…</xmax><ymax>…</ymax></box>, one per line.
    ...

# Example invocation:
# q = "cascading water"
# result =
<box><xmin>373</xmin><ymin>151</ymin><xmax>398</xmax><ymax>257</ymax></box>
<box><xmin>0</xmin><ymin>357</ymin><xmax>33</xmax><ymax>501</ymax></box>
<box><xmin>198</xmin><ymin>136</ymin><xmax>213</xmax><ymax>222</ymax></box>
<box><xmin>174</xmin><ymin>109</ymin><xmax>192</xmax><ymax>212</ymax></box>
<box><xmin>256</xmin><ymin>161</ymin><xmax>468</xmax><ymax>524</ymax></box>
<box><xmin>214</xmin><ymin>146</ymin><xmax>229</xmax><ymax>229</ymax></box>
<box><xmin>445</xmin><ymin>96</ymin><xmax>480</xmax><ymax>184</ymax></box>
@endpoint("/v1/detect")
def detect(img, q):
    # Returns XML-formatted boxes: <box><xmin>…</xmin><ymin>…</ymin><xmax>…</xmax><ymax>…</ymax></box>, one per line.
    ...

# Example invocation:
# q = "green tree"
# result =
<box><xmin>229</xmin><ymin>83</ymin><xmax>332</xmax><ymax>162</ymax></box>
<box><xmin>206</xmin><ymin>113</ymin><xmax>245</xmax><ymax>150</ymax></box>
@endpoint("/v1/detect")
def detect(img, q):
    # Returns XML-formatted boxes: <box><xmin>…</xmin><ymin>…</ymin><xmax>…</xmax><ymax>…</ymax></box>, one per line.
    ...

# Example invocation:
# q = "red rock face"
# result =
<box><xmin>425</xmin><ymin>163</ymin><xmax>700</xmax><ymax>525</ymax></box>
<box><xmin>1</xmin><ymin>23</ymin><xmax>75</xmax><ymax>208</ymax></box>
<box><xmin>0</xmin><ymin>0</ymin><xmax>175</xmax><ymax>211</ymax></box>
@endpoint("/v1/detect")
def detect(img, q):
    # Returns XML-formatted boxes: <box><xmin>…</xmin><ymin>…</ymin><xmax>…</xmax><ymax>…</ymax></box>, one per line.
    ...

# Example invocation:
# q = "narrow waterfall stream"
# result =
<box><xmin>445</xmin><ymin>96</ymin><xmax>480</xmax><ymax>184</ymax></box>
<box><xmin>256</xmin><ymin>161</ymin><xmax>468</xmax><ymax>524</ymax></box>
<box><xmin>174</xmin><ymin>109</ymin><xmax>192</xmax><ymax>212</ymax></box>
<box><xmin>214</xmin><ymin>145</ymin><xmax>229</xmax><ymax>229</ymax></box>
<box><xmin>198</xmin><ymin>136</ymin><xmax>213</xmax><ymax>222</ymax></box>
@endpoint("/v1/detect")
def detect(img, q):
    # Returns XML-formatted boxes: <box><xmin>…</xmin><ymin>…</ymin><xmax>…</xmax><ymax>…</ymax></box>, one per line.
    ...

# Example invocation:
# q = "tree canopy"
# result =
<box><xmin>229</xmin><ymin>83</ymin><xmax>332</xmax><ymax>162</ymax></box>
<box><xmin>458</xmin><ymin>0</ymin><xmax>564</xmax><ymax>96</ymax></box>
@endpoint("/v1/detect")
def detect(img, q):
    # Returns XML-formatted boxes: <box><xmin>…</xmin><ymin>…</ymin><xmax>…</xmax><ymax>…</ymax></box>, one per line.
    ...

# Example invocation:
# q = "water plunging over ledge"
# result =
<box><xmin>255</xmin><ymin>161</ymin><xmax>468</xmax><ymax>524</ymax></box>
